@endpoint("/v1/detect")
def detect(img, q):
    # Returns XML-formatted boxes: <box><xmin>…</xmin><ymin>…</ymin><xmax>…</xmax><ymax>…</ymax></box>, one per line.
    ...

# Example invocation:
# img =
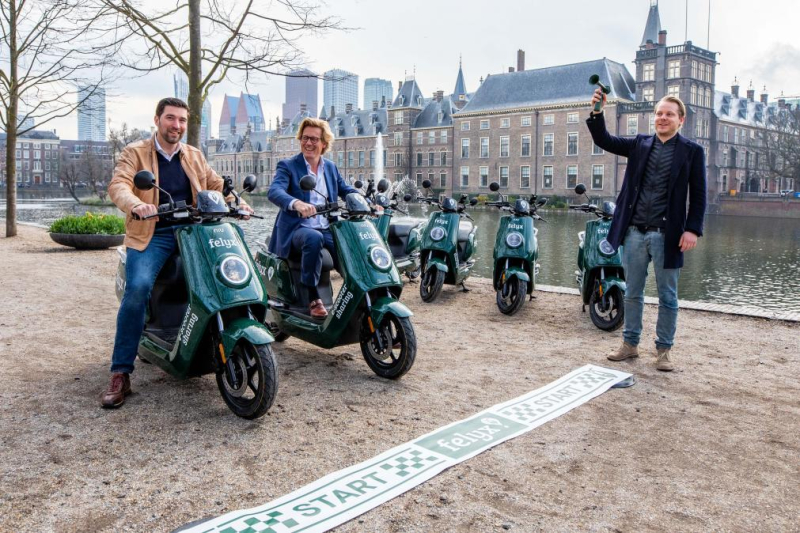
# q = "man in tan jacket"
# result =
<box><xmin>101</xmin><ymin>97</ymin><xmax>251</xmax><ymax>408</ymax></box>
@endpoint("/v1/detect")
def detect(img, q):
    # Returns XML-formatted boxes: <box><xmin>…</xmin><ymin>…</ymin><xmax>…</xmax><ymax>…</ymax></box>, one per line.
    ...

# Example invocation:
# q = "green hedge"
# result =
<box><xmin>49</xmin><ymin>212</ymin><xmax>125</xmax><ymax>235</ymax></box>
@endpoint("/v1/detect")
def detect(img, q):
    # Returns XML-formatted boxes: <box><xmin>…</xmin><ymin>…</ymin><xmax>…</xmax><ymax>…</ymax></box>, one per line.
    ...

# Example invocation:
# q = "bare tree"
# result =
<box><xmin>1</xmin><ymin>0</ymin><xmax>115</xmax><ymax>236</ymax></box>
<box><xmin>108</xmin><ymin>122</ymin><xmax>149</xmax><ymax>168</ymax></box>
<box><xmin>759</xmin><ymin>105</ymin><xmax>800</xmax><ymax>193</ymax></box>
<box><xmin>82</xmin><ymin>147</ymin><xmax>112</xmax><ymax>201</ymax></box>
<box><xmin>95</xmin><ymin>0</ymin><xmax>341</xmax><ymax>148</ymax></box>
<box><xmin>58</xmin><ymin>150</ymin><xmax>83</xmax><ymax>202</ymax></box>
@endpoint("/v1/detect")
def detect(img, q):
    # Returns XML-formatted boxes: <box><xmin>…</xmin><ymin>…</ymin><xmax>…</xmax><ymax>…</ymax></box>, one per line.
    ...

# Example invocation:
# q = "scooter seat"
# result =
<box><xmin>388</xmin><ymin>222</ymin><xmax>418</xmax><ymax>240</ymax></box>
<box><xmin>287</xmin><ymin>249</ymin><xmax>335</xmax><ymax>272</ymax></box>
<box><xmin>457</xmin><ymin>221</ymin><xmax>473</xmax><ymax>244</ymax></box>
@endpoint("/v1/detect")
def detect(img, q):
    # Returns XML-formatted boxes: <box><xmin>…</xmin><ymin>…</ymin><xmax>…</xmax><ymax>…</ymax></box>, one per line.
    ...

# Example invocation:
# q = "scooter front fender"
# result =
<box><xmin>369</xmin><ymin>296</ymin><xmax>413</xmax><ymax>327</ymax></box>
<box><xmin>425</xmin><ymin>256</ymin><xmax>449</xmax><ymax>273</ymax></box>
<box><xmin>494</xmin><ymin>266</ymin><xmax>531</xmax><ymax>292</ymax></box>
<box><xmin>220</xmin><ymin>317</ymin><xmax>274</xmax><ymax>356</ymax></box>
<box><xmin>600</xmin><ymin>277</ymin><xmax>627</xmax><ymax>296</ymax></box>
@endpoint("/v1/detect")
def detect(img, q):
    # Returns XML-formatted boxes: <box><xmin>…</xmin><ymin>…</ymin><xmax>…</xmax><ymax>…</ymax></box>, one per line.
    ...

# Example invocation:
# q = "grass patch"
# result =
<box><xmin>49</xmin><ymin>212</ymin><xmax>125</xmax><ymax>235</ymax></box>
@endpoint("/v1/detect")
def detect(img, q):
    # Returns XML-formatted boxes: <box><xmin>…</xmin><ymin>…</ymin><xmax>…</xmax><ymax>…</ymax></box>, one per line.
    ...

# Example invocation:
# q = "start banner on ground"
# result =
<box><xmin>177</xmin><ymin>364</ymin><xmax>632</xmax><ymax>533</ymax></box>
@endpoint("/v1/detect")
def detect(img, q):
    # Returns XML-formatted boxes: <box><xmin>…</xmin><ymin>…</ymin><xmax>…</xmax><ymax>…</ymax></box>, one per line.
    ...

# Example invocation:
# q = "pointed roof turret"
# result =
<box><xmin>453</xmin><ymin>55</ymin><xmax>468</xmax><ymax>100</ymax></box>
<box><xmin>640</xmin><ymin>0</ymin><xmax>661</xmax><ymax>47</ymax></box>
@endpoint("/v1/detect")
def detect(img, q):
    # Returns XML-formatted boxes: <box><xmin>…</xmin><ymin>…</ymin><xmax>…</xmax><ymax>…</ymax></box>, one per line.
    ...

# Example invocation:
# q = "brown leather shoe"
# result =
<box><xmin>309</xmin><ymin>299</ymin><xmax>328</xmax><ymax>319</ymax></box>
<box><xmin>101</xmin><ymin>372</ymin><xmax>131</xmax><ymax>408</ymax></box>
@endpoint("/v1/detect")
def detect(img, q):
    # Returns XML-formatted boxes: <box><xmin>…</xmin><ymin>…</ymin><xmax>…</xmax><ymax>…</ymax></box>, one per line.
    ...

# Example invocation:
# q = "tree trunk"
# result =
<box><xmin>5</xmin><ymin>0</ymin><xmax>18</xmax><ymax>237</ymax></box>
<box><xmin>186</xmin><ymin>0</ymin><xmax>202</xmax><ymax>148</ymax></box>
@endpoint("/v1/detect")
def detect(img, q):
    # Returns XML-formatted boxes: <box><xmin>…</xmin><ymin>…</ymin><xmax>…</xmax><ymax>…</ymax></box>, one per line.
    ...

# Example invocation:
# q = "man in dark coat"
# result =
<box><xmin>586</xmin><ymin>90</ymin><xmax>706</xmax><ymax>371</ymax></box>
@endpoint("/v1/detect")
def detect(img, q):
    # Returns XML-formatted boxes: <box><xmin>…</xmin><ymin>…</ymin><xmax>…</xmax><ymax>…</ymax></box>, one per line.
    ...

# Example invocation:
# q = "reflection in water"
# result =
<box><xmin>3</xmin><ymin>196</ymin><xmax>799</xmax><ymax>312</ymax></box>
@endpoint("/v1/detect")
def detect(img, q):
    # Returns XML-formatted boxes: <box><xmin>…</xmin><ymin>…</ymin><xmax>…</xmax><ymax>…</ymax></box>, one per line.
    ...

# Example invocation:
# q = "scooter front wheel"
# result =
<box><xmin>589</xmin><ymin>286</ymin><xmax>625</xmax><ymax>331</ymax></box>
<box><xmin>496</xmin><ymin>276</ymin><xmax>528</xmax><ymax>316</ymax></box>
<box><xmin>216</xmin><ymin>341</ymin><xmax>278</xmax><ymax>419</ymax></box>
<box><xmin>360</xmin><ymin>314</ymin><xmax>417</xmax><ymax>379</ymax></box>
<box><xmin>419</xmin><ymin>268</ymin><xmax>445</xmax><ymax>302</ymax></box>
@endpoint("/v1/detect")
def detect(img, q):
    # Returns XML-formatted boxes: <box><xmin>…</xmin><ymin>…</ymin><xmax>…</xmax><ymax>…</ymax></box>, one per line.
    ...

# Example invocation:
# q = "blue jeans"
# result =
<box><xmin>110</xmin><ymin>228</ymin><xmax>179</xmax><ymax>374</ymax></box>
<box><xmin>291</xmin><ymin>226</ymin><xmax>337</xmax><ymax>288</ymax></box>
<box><xmin>621</xmin><ymin>227</ymin><xmax>681</xmax><ymax>349</ymax></box>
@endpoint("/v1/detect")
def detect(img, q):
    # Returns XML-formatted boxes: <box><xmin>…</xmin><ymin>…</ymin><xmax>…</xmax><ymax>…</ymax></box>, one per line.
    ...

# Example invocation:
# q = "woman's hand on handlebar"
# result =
<box><xmin>132</xmin><ymin>203</ymin><xmax>158</xmax><ymax>221</ymax></box>
<box><xmin>293</xmin><ymin>200</ymin><xmax>317</xmax><ymax>218</ymax></box>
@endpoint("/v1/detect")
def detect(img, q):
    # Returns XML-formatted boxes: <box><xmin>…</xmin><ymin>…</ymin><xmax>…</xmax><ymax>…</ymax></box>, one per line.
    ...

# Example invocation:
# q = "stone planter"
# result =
<box><xmin>49</xmin><ymin>232</ymin><xmax>124</xmax><ymax>250</ymax></box>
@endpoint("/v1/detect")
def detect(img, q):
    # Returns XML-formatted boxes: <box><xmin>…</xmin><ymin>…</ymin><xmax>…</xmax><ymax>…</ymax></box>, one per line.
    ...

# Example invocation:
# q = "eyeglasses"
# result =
<box><xmin>301</xmin><ymin>135</ymin><xmax>322</xmax><ymax>145</ymax></box>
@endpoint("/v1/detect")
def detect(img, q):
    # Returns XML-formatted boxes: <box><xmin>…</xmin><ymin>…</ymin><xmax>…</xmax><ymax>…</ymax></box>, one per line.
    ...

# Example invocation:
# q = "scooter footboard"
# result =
<box><xmin>220</xmin><ymin>317</ymin><xmax>275</xmax><ymax>357</ymax></box>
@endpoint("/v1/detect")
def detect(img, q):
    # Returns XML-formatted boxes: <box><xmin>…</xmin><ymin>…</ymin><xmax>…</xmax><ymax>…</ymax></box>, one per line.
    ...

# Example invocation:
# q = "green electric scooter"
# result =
<box><xmin>115</xmin><ymin>171</ymin><xmax>277</xmax><ymax>419</ymax></box>
<box><xmin>485</xmin><ymin>182</ymin><xmax>547</xmax><ymax>315</ymax></box>
<box><xmin>416</xmin><ymin>179</ymin><xmax>478</xmax><ymax>303</ymax></box>
<box><xmin>255</xmin><ymin>175</ymin><xmax>417</xmax><ymax>379</ymax></box>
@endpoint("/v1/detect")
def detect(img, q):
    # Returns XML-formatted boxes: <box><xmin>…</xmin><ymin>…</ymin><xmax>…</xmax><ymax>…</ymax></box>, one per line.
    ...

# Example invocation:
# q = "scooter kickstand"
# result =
<box><xmin>529</xmin><ymin>293</ymin><xmax>537</xmax><ymax>301</ymax></box>
<box><xmin>460</xmin><ymin>281</ymin><xmax>471</xmax><ymax>292</ymax></box>
<box><xmin>582</xmin><ymin>304</ymin><xmax>586</xmax><ymax>313</ymax></box>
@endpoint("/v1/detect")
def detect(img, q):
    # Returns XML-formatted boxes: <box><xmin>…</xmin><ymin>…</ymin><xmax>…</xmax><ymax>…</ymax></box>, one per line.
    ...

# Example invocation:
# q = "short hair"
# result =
<box><xmin>155</xmin><ymin>97</ymin><xmax>190</xmax><ymax>118</ymax></box>
<box><xmin>656</xmin><ymin>95</ymin><xmax>686</xmax><ymax>119</ymax></box>
<box><xmin>296</xmin><ymin>117</ymin><xmax>335</xmax><ymax>154</ymax></box>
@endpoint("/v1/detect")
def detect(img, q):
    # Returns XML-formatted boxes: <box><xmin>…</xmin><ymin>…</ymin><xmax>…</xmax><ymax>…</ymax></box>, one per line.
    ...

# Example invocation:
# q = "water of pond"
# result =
<box><xmin>3</xmin><ymin>195</ymin><xmax>799</xmax><ymax>313</ymax></box>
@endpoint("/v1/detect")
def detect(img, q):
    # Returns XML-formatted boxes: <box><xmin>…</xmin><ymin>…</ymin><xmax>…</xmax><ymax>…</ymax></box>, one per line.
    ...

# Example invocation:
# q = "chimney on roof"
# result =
<box><xmin>380</xmin><ymin>95</ymin><xmax>386</xmax><ymax>108</ymax></box>
<box><xmin>517</xmin><ymin>49</ymin><xmax>525</xmax><ymax>72</ymax></box>
<box><xmin>658</xmin><ymin>30</ymin><xmax>667</xmax><ymax>46</ymax></box>
<box><xmin>746</xmin><ymin>81</ymin><xmax>755</xmax><ymax>102</ymax></box>
<box><xmin>508</xmin><ymin>67</ymin><xmax>514</xmax><ymax>73</ymax></box>
<box><xmin>329</xmin><ymin>105</ymin><xmax>336</xmax><ymax>119</ymax></box>
<box><xmin>760</xmin><ymin>86</ymin><xmax>768</xmax><ymax>105</ymax></box>
<box><xmin>345</xmin><ymin>103</ymin><xmax>353</xmax><ymax>114</ymax></box>
<box><xmin>372</xmin><ymin>100</ymin><xmax>379</xmax><ymax>111</ymax></box>
<box><xmin>300</xmin><ymin>103</ymin><xmax>307</xmax><ymax>114</ymax></box>
<box><xmin>731</xmin><ymin>78</ymin><xmax>740</xmax><ymax>98</ymax></box>
<box><xmin>398</xmin><ymin>80</ymin><xmax>402</xmax><ymax>92</ymax></box>
<box><xmin>778</xmin><ymin>96</ymin><xmax>786</xmax><ymax>109</ymax></box>
<box><xmin>435</xmin><ymin>90</ymin><xmax>444</xmax><ymax>102</ymax></box>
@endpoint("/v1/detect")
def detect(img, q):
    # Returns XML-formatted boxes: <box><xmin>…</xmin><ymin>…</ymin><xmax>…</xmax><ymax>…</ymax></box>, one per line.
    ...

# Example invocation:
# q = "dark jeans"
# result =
<box><xmin>110</xmin><ymin>228</ymin><xmax>178</xmax><ymax>374</ymax></box>
<box><xmin>291</xmin><ymin>226</ymin><xmax>337</xmax><ymax>288</ymax></box>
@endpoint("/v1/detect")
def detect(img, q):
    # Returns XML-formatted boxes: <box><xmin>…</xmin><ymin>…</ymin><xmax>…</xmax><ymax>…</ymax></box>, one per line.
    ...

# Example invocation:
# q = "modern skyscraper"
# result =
<box><xmin>363</xmin><ymin>78</ymin><xmax>393</xmax><ymax>109</ymax></box>
<box><xmin>77</xmin><ymin>86</ymin><xmax>106</xmax><ymax>142</ymax></box>
<box><xmin>173</xmin><ymin>72</ymin><xmax>212</xmax><ymax>144</ymax></box>
<box><xmin>323</xmin><ymin>69</ymin><xmax>358</xmax><ymax>114</ymax></box>
<box><xmin>283</xmin><ymin>69</ymin><xmax>318</xmax><ymax>121</ymax></box>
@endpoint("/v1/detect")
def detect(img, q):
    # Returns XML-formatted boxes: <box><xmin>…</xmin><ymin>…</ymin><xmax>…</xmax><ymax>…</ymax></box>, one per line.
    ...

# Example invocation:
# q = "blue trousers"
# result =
<box><xmin>291</xmin><ymin>226</ymin><xmax>337</xmax><ymax>288</ymax></box>
<box><xmin>110</xmin><ymin>228</ymin><xmax>178</xmax><ymax>374</ymax></box>
<box><xmin>621</xmin><ymin>227</ymin><xmax>681</xmax><ymax>349</ymax></box>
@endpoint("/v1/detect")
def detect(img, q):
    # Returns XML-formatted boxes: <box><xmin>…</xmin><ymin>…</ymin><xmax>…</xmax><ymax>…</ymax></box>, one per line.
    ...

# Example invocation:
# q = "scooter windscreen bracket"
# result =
<box><xmin>441</xmin><ymin>198</ymin><xmax>458</xmax><ymax>212</ymax></box>
<box><xmin>196</xmin><ymin>190</ymin><xmax>231</xmax><ymax>215</ymax></box>
<box><xmin>345</xmin><ymin>192</ymin><xmax>372</xmax><ymax>215</ymax></box>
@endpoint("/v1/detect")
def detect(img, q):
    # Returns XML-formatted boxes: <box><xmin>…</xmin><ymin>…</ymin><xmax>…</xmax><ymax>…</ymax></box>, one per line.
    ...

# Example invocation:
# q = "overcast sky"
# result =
<box><xmin>47</xmin><ymin>0</ymin><xmax>800</xmax><ymax>139</ymax></box>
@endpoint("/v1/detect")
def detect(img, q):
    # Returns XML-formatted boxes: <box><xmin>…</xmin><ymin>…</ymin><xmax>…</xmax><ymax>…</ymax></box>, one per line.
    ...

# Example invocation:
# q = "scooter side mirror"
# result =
<box><xmin>242</xmin><ymin>174</ymin><xmax>257</xmax><ymax>193</ymax></box>
<box><xmin>574</xmin><ymin>183</ymin><xmax>587</xmax><ymax>196</ymax></box>
<box><xmin>403</xmin><ymin>193</ymin><xmax>412</xmax><ymax>202</ymax></box>
<box><xmin>537</xmin><ymin>198</ymin><xmax>548</xmax><ymax>207</ymax></box>
<box><xmin>489</xmin><ymin>182</ymin><xmax>500</xmax><ymax>192</ymax></box>
<box><xmin>353</xmin><ymin>180</ymin><xmax>364</xmax><ymax>189</ymax></box>
<box><xmin>300</xmin><ymin>175</ymin><xmax>317</xmax><ymax>191</ymax></box>
<box><xmin>134</xmin><ymin>170</ymin><xmax>156</xmax><ymax>191</ymax></box>
<box><xmin>469</xmin><ymin>197</ymin><xmax>478</xmax><ymax>206</ymax></box>
<box><xmin>422</xmin><ymin>179</ymin><xmax>432</xmax><ymax>189</ymax></box>
<box><xmin>377</xmin><ymin>178</ymin><xmax>390</xmax><ymax>193</ymax></box>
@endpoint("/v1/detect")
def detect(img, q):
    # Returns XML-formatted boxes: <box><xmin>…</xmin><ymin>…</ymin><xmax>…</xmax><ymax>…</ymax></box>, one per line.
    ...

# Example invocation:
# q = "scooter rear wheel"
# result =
<box><xmin>216</xmin><ymin>341</ymin><xmax>278</xmax><ymax>419</ymax></box>
<box><xmin>360</xmin><ymin>314</ymin><xmax>417</xmax><ymax>379</ymax></box>
<box><xmin>419</xmin><ymin>268</ymin><xmax>445</xmax><ymax>302</ymax></box>
<box><xmin>496</xmin><ymin>277</ymin><xmax>528</xmax><ymax>316</ymax></box>
<box><xmin>589</xmin><ymin>286</ymin><xmax>625</xmax><ymax>331</ymax></box>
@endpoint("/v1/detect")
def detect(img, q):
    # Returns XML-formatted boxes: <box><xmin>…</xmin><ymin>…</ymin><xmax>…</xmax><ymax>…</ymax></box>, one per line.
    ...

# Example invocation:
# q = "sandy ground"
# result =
<box><xmin>0</xmin><ymin>225</ymin><xmax>798</xmax><ymax>533</ymax></box>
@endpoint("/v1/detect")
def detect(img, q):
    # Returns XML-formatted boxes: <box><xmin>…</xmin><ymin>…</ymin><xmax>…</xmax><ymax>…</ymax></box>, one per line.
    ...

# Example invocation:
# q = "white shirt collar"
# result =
<box><xmin>154</xmin><ymin>134</ymin><xmax>182</xmax><ymax>161</ymax></box>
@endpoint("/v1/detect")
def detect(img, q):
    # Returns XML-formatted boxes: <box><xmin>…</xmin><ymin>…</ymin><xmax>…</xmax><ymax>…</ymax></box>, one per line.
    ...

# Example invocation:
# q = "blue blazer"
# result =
<box><xmin>267</xmin><ymin>152</ymin><xmax>359</xmax><ymax>258</ymax></box>
<box><xmin>586</xmin><ymin>113</ymin><xmax>707</xmax><ymax>269</ymax></box>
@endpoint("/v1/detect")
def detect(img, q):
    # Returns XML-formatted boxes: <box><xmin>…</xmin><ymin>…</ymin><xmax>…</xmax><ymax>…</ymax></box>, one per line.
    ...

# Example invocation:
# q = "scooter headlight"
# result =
<box><xmin>598</xmin><ymin>238</ymin><xmax>616</xmax><ymax>256</ymax></box>
<box><xmin>430</xmin><ymin>226</ymin><xmax>446</xmax><ymax>241</ymax></box>
<box><xmin>369</xmin><ymin>245</ymin><xmax>393</xmax><ymax>271</ymax></box>
<box><xmin>219</xmin><ymin>256</ymin><xmax>251</xmax><ymax>286</ymax></box>
<box><xmin>506</xmin><ymin>232</ymin><xmax>524</xmax><ymax>248</ymax></box>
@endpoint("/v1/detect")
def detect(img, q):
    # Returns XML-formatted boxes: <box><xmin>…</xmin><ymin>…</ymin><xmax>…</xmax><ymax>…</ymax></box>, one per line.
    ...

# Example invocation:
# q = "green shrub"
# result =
<box><xmin>49</xmin><ymin>212</ymin><xmax>125</xmax><ymax>235</ymax></box>
<box><xmin>542</xmin><ymin>195</ymin><xmax>568</xmax><ymax>209</ymax></box>
<box><xmin>475</xmin><ymin>194</ymin><xmax>490</xmax><ymax>203</ymax></box>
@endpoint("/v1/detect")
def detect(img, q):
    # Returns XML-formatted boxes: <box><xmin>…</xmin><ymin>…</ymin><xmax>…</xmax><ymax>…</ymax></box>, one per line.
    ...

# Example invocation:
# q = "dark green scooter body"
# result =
<box><xmin>492</xmin><ymin>215</ymin><xmax>537</xmax><ymax>294</ymax></box>
<box><xmin>420</xmin><ymin>210</ymin><xmax>477</xmax><ymax>285</ymax></box>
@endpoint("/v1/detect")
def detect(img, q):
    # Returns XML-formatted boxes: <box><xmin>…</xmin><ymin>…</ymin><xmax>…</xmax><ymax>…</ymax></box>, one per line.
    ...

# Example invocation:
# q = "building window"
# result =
<box><xmin>521</xmin><ymin>116</ymin><xmax>531</xmax><ymax>127</ymax></box>
<box><xmin>428</xmin><ymin>152</ymin><xmax>435</xmax><ymax>166</ymax></box>
<box><xmin>705</xmin><ymin>87</ymin><xmax>712</xmax><ymax>108</ymax></box>
<box><xmin>643</xmin><ymin>87</ymin><xmax>654</xmax><ymax>102</ymax></box>
<box><xmin>460</xmin><ymin>121</ymin><xmax>470</xmax><ymax>131</ymax></box>
<box><xmin>543</xmin><ymin>114</ymin><xmax>554</xmax><ymax>125</ymax></box>
<box><xmin>394</xmin><ymin>112</ymin><xmax>403</xmax><ymax>125</ymax></box>
<box><xmin>348</xmin><ymin>151</ymin><xmax>354</xmax><ymax>167</ymax></box>
<box><xmin>34</xmin><ymin>150</ymin><xmax>40</xmax><ymax>159</ymax></box>
<box><xmin>479</xmin><ymin>166</ymin><xmax>489</xmax><ymax>187</ymax></box>
<box><xmin>500</xmin><ymin>118</ymin><xmax>510</xmax><ymax>128</ymax></box>
<box><xmin>479</xmin><ymin>137</ymin><xmax>489</xmax><ymax>158</ymax></box>
<box><xmin>416</xmin><ymin>152</ymin><xmax>423</xmax><ymax>166</ymax></box>
<box><xmin>543</xmin><ymin>133</ymin><xmax>553</xmax><ymax>156</ymax></box>
<box><xmin>649</xmin><ymin>114</ymin><xmax>656</xmax><ymax>134</ymax></box>
<box><xmin>440</xmin><ymin>172</ymin><xmax>447</xmax><ymax>187</ymax></box>
<box><xmin>461</xmin><ymin>138</ymin><xmax>470</xmax><ymax>158</ymax></box>
<box><xmin>440</xmin><ymin>151</ymin><xmax>447</xmax><ymax>166</ymax></box>
<box><xmin>480</xmin><ymin>119</ymin><xmax>490</xmax><ymax>130</ymax></box>
<box><xmin>520</xmin><ymin>166</ymin><xmax>530</xmax><ymax>188</ymax></box>
<box><xmin>627</xmin><ymin>116</ymin><xmax>638</xmax><ymax>135</ymax></box>
<box><xmin>500</xmin><ymin>136</ymin><xmax>509</xmax><ymax>158</ymax></box>
<box><xmin>723</xmin><ymin>125</ymin><xmax>729</xmax><ymax>143</ymax></box>
<box><xmin>394</xmin><ymin>132</ymin><xmax>402</xmax><ymax>146</ymax></box>
<box><xmin>428</xmin><ymin>172</ymin><xmax>434</xmax><ymax>185</ymax></box>
<box><xmin>369</xmin><ymin>150</ymin><xmax>375</xmax><ymax>167</ymax></box>
<box><xmin>567</xmin><ymin>133</ymin><xmax>578</xmax><ymax>156</ymax></box>
<box><xmin>567</xmin><ymin>113</ymin><xmax>579</xmax><ymax>123</ymax></box>
<box><xmin>358</xmin><ymin>151</ymin><xmax>365</xmax><ymax>167</ymax></box>
<box><xmin>593</xmin><ymin>143</ymin><xmax>604</xmax><ymax>155</ymax></box>
<box><xmin>460</xmin><ymin>166</ymin><xmax>469</xmax><ymax>186</ymax></box>
<box><xmin>643</xmin><ymin>63</ymin><xmax>655</xmax><ymax>81</ymax></box>
<box><xmin>690</xmin><ymin>85</ymin><xmax>697</xmax><ymax>105</ymax></box>
<box><xmin>691</xmin><ymin>60</ymin><xmax>698</xmax><ymax>79</ymax></box>
<box><xmin>668</xmin><ymin>60</ymin><xmax>681</xmax><ymax>78</ymax></box>
<box><xmin>566</xmin><ymin>165</ymin><xmax>578</xmax><ymax>188</ymax></box>
<box><xmin>394</xmin><ymin>153</ymin><xmax>403</xmax><ymax>167</ymax></box>
<box><xmin>543</xmin><ymin>166</ymin><xmax>553</xmax><ymax>189</ymax></box>
<box><xmin>416</xmin><ymin>132</ymin><xmax>423</xmax><ymax>145</ymax></box>
<box><xmin>592</xmin><ymin>165</ymin><xmax>604</xmax><ymax>189</ymax></box>
<box><xmin>415</xmin><ymin>172</ymin><xmax>422</xmax><ymax>187</ymax></box>
<box><xmin>499</xmin><ymin>166</ymin><xmax>509</xmax><ymax>188</ymax></box>
<box><xmin>521</xmin><ymin>135</ymin><xmax>531</xmax><ymax>157</ymax></box>
<box><xmin>337</xmin><ymin>151</ymin><xmax>344</xmax><ymax>167</ymax></box>
<box><xmin>667</xmin><ymin>85</ymin><xmax>680</xmax><ymax>98</ymax></box>
<box><xmin>429</xmin><ymin>131</ymin><xmax>435</xmax><ymax>144</ymax></box>
<box><xmin>441</xmin><ymin>130</ymin><xmax>448</xmax><ymax>143</ymax></box>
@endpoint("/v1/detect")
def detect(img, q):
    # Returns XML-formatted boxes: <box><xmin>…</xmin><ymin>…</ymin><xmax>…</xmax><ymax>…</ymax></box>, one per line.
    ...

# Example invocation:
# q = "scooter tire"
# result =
<box><xmin>216</xmin><ymin>342</ymin><xmax>278</xmax><ymax>419</ymax></box>
<box><xmin>419</xmin><ymin>268</ymin><xmax>445</xmax><ymax>303</ymax></box>
<box><xmin>360</xmin><ymin>314</ymin><xmax>417</xmax><ymax>379</ymax></box>
<box><xmin>589</xmin><ymin>286</ymin><xmax>625</xmax><ymax>331</ymax></box>
<box><xmin>496</xmin><ymin>277</ymin><xmax>528</xmax><ymax>316</ymax></box>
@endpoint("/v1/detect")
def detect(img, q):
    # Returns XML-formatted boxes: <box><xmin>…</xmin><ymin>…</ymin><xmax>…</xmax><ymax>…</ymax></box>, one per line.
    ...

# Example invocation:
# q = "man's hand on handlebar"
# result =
<box><xmin>240</xmin><ymin>204</ymin><xmax>254</xmax><ymax>220</ymax></box>
<box><xmin>132</xmin><ymin>203</ymin><xmax>158</xmax><ymax>220</ymax></box>
<box><xmin>294</xmin><ymin>200</ymin><xmax>317</xmax><ymax>218</ymax></box>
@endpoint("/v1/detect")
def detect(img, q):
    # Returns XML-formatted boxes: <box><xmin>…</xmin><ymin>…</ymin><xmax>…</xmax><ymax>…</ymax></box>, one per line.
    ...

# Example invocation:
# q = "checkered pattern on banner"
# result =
<box><xmin>379</xmin><ymin>449</ymin><xmax>439</xmax><ymax>478</ymax></box>
<box><xmin>219</xmin><ymin>511</ymin><xmax>299</xmax><ymax>533</ymax></box>
<box><xmin>570</xmin><ymin>372</ymin><xmax>613</xmax><ymax>388</ymax></box>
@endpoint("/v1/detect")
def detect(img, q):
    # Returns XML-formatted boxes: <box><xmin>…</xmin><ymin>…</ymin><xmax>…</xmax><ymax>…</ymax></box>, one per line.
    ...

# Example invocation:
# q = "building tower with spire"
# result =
<box><xmin>453</xmin><ymin>56</ymin><xmax>468</xmax><ymax>109</ymax></box>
